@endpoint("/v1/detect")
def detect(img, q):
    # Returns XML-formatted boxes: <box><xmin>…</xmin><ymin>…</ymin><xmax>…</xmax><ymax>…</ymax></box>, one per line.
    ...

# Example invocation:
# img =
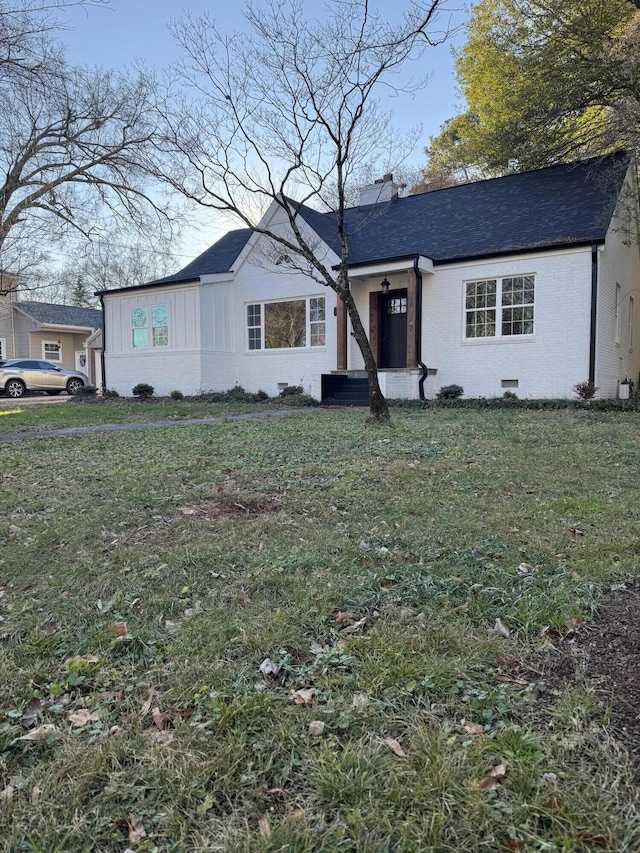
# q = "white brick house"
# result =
<box><xmin>99</xmin><ymin>152</ymin><xmax>640</xmax><ymax>400</ymax></box>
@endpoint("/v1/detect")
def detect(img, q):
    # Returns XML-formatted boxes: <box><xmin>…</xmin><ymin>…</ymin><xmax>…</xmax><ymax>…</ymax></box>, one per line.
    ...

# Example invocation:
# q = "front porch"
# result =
<box><xmin>323</xmin><ymin>254</ymin><xmax>433</xmax><ymax>403</ymax></box>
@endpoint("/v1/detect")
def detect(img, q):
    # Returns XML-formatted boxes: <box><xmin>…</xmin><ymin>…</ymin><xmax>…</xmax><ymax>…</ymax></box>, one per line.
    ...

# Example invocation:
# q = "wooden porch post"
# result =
<box><xmin>406</xmin><ymin>268</ymin><xmax>418</xmax><ymax>369</ymax></box>
<box><xmin>336</xmin><ymin>294</ymin><xmax>347</xmax><ymax>370</ymax></box>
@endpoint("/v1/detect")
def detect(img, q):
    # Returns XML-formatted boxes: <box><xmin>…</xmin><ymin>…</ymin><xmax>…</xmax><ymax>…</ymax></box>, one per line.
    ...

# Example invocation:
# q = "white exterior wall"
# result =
<box><xmin>231</xmin><ymin>232</ymin><xmax>337</xmax><ymax>399</ymax></box>
<box><xmin>103</xmin><ymin>282</ymin><xmax>203</xmax><ymax>396</ymax></box>
<box><xmin>423</xmin><ymin>249</ymin><xmax>593</xmax><ymax>398</ymax></box>
<box><xmin>199</xmin><ymin>280</ymin><xmax>236</xmax><ymax>392</ymax></box>
<box><xmin>350</xmin><ymin>248</ymin><xmax>593</xmax><ymax>399</ymax></box>
<box><xmin>595</xmin><ymin>184</ymin><xmax>640</xmax><ymax>397</ymax></box>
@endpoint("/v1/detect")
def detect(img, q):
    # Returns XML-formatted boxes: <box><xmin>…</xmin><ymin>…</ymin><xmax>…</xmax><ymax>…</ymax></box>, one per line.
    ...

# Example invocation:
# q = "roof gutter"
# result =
<box><xmin>589</xmin><ymin>244</ymin><xmax>599</xmax><ymax>384</ymax></box>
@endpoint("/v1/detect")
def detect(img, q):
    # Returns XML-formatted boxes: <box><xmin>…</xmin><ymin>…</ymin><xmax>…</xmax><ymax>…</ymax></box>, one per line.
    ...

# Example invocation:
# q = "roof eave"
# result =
<box><xmin>431</xmin><ymin>238</ymin><xmax>605</xmax><ymax>266</ymax></box>
<box><xmin>96</xmin><ymin>278</ymin><xmax>201</xmax><ymax>297</ymax></box>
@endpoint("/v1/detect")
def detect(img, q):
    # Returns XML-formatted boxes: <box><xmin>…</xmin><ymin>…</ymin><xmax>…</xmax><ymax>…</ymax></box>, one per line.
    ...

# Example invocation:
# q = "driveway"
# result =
<box><xmin>0</xmin><ymin>394</ymin><xmax>70</xmax><ymax>408</ymax></box>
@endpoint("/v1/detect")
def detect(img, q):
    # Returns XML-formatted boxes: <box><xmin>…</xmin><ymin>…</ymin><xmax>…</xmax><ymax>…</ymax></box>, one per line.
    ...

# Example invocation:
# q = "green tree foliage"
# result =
<box><xmin>423</xmin><ymin>0</ymin><xmax>640</xmax><ymax>176</ymax></box>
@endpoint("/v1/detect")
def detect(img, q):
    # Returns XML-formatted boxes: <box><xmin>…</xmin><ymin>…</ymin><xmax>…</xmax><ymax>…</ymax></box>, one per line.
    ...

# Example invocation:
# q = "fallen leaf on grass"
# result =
<box><xmin>541</xmin><ymin>772</ymin><xmax>558</xmax><ymax>785</ymax></box>
<box><xmin>128</xmin><ymin>814</ymin><xmax>146</xmax><ymax>844</ymax></box>
<box><xmin>341</xmin><ymin>617</ymin><xmax>367</xmax><ymax>634</ymax></box>
<box><xmin>568</xmin><ymin>527</ymin><xmax>585</xmax><ymax>537</ymax></box>
<box><xmin>30</xmin><ymin>785</ymin><xmax>41</xmax><ymax>805</ymax></box>
<box><xmin>451</xmin><ymin>576</ymin><xmax>465</xmax><ymax>586</ymax></box>
<box><xmin>310</xmin><ymin>641</ymin><xmax>325</xmax><ymax>655</ymax></box>
<box><xmin>164</xmin><ymin>620</ymin><xmax>180</xmax><ymax>634</ymax></box>
<box><xmin>258</xmin><ymin>815</ymin><xmax>271</xmax><ymax>839</ymax></box>
<box><xmin>478</xmin><ymin>761</ymin><xmax>508</xmax><ymax>791</ymax></box>
<box><xmin>452</xmin><ymin>602</ymin><xmax>470</xmax><ymax>613</ymax></box>
<box><xmin>68</xmin><ymin>709</ymin><xmax>100</xmax><ymax>728</ymax></box>
<box><xmin>352</xmin><ymin>693</ymin><xmax>369</xmax><ymax>709</ymax></box>
<box><xmin>335</xmin><ymin>610</ymin><xmax>353</xmax><ymax>625</ymax></box>
<box><xmin>308</xmin><ymin>720</ymin><xmax>325</xmax><ymax>736</ymax></box>
<box><xmin>151</xmin><ymin>706</ymin><xmax>194</xmax><ymax>730</ymax></box>
<box><xmin>18</xmin><ymin>724</ymin><xmax>56</xmax><ymax>742</ymax></box>
<box><xmin>517</xmin><ymin>563</ymin><xmax>535</xmax><ymax>575</ymax></box>
<box><xmin>139</xmin><ymin>689</ymin><xmax>157</xmax><ymax>718</ymax></box>
<box><xmin>259</xmin><ymin>658</ymin><xmax>280</xmax><ymax>678</ymax></box>
<box><xmin>290</xmin><ymin>688</ymin><xmax>316</xmax><ymax>706</ymax></box>
<box><xmin>461</xmin><ymin>719</ymin><xmax>484</xmax><ymax>735</ymax></box>
<box><xmin>0</xmin><ymin>785</ymin><xmax>15</xmax><ymax>802</ymax></box>
<box><xmin>152</xmin><ymin>707</ymin><xmax>169</xmax><ymax>731</ymax></box>
<box><xmin>65</xmin><ymin>654</ymin><xmax>100</xmax><ymax>665</ymax></box>
<box><xmin>488</xmin><ymin>618</ymin><xmax>511</xmax><ymax>639</ymax></box>
<box><xmin>108</xmin><ymin>621</ymin><xmax>128</xmax><ymax>637</ymax></box>
<box><xmin>21</xmin><ymin>698</ymin><xmax>43</xmax><ymax>728</ymax></box>
<box><xmin>384</xmin><ymin>737</ymin><xmax>407</xmax><ymax>757</ymax></box>
<box><xmin>40</xmin><ymin>620</ymin><xmax>57</xmax><ymax>636</ymax></box>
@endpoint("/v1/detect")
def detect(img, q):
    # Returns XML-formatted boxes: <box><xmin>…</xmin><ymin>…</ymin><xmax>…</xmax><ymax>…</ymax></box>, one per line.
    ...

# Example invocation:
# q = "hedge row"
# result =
<box><xmin>387</xmin><ymin>397</ymin><xmax>640</xmax><ymax>412</ymax></box>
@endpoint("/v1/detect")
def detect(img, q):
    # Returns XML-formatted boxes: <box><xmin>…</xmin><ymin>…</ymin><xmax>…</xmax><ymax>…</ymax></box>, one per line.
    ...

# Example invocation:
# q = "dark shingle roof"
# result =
<box><xmin>149</xmin><ymin>229</ymin><xmax>253</xmax><ymax>285</ymax></box>
<box><xmin>101</xmin><ymin>153</ymin><xmax>631</xmax><ymax>294</ymax></box>
<box><xmin>297</xmin><ymin>152</ymin><xmax>631</xmax><ymax>265</ymax></box>
<box><xmin>17</xmin><ymin>301</ymin><xmax>103</xmax><ymax>329</ymax></box>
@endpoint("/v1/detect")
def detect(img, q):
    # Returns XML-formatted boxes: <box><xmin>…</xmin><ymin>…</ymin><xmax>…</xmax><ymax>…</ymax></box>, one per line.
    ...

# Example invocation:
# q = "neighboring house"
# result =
<box><xmin>0</xmin><ymin>288</ymin><xmax>103</xmax><ymax>384</ymax></box>
<box><xmin>99</xmin><ymin>152</ymin><xmax>640</xmax><ymax>400</ymax></box>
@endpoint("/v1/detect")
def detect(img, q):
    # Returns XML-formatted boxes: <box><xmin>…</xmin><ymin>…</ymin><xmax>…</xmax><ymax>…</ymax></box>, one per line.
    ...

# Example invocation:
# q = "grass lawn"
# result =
<box><xmin>0</xmin><ymin>397</ymin><xmax>285</xmax><ymax>434</ymax></box>
<box><xmin>0</xmin><ymin>407</ymin><xmax>639</xmax><ymax>851</ymax></box>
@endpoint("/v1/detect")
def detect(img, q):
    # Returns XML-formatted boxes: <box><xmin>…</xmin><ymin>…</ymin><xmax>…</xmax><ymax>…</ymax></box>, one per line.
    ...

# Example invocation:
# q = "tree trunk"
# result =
<box><xmin>339</xmin><ymin>286</ymin><xmax>390</xmax><ymax>422</ymax></box>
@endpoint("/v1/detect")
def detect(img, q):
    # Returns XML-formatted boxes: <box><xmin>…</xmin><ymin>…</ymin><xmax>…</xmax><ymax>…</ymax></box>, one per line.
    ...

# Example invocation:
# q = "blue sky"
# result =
<box><xmin>57</xmin><ymin>0</ymin><xmax>468</xmax><ymax>261</ymax></box>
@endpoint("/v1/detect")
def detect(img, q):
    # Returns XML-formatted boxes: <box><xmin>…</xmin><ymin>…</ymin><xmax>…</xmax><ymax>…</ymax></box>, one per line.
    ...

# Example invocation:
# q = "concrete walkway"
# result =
<box><xmin>0</xmin><ymin>408</ymin><xmax>312</xmax><ymax>443</ymax></box>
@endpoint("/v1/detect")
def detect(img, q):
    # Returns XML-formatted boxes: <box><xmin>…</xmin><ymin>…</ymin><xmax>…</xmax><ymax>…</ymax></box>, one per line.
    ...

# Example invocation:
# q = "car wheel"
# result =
<box><xmin>46</xmin><ymin>390</ymin><xmax>62</xmax><ymax>396</ymax></box>
<box><xmin>5</xmin><ymin>379</ymin><xmax>25</xmax><ymax>399</ymax></box>
<box><xmin>66</xmin><ymin>378</ymin><xmax>84</xmax><ymax>395</ymax></box>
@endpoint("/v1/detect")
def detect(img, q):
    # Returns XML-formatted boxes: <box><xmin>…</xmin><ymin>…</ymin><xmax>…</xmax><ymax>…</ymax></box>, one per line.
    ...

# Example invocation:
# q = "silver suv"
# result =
<box><xmin>0</xmin><ymin>359</ymin><xmax>88</xmax><ymax>398</ymax></box>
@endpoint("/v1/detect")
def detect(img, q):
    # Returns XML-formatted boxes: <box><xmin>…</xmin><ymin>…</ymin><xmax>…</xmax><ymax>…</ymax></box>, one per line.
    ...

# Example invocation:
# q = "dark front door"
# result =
<box><xmin>379</xmin><ymin>290</ymin><xmax>408</xmax><ymax>368</ymax></box>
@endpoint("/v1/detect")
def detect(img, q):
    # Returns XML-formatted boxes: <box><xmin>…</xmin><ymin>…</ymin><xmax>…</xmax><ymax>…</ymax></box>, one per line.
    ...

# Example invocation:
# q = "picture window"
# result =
<box><xmin>247</xmin><ymin>296</ymin><xmax>326</xmax><ymax>350</ymax></box>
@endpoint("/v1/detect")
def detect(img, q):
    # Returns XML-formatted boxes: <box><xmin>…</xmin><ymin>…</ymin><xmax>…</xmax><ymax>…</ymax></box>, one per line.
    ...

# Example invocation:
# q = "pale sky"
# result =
<box><xmin>56</xmin><ymin>0</ymin><xmax>468</xmax><ymax>262</ymax></box>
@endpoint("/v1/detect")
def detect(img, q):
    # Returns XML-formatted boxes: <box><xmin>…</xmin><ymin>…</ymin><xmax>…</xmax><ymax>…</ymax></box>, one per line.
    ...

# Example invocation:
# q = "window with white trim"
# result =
<box><xmin>43</xmin><ymin>341</ymin><xmax>61</xmax><ymax>361</ymax></box>
<box><xmin>615</xmin><ymin>283</ymin><xmax>621</xmax><ymax>345</ymax></box>
<box><xmin>246</xmin><ymin>296</ymin><xmax>326</xmax><ymax>350</ymax></box>
<box><xmin>629</xmin><ymin>296</ymin><xmax>634</xmax><ymax>350</ymax></box>
<box><xmin>0</xmin><ymin>338</ymin><xmax>5</xmax><ymax>360</ymax></box>
<box><xmin>465</xmin><ymin>275</ymin><xmax>534</xmax><ymax>339</ymax></box>
<box><xmin>131</xmin><ymin>304</ymin><xmax>169</xmax><ymax>349</ymax></box>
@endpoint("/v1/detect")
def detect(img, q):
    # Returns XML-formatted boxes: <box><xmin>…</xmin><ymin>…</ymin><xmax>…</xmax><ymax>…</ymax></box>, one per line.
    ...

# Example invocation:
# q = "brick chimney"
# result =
<box><xmin>358</xmin><ymin>173</ymin><xmax>402</xmax><ymax>208</ymax></box>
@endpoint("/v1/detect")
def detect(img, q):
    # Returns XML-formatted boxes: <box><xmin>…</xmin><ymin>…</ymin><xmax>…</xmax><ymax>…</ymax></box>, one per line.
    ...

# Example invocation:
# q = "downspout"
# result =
<box><xmin>589</xmin><ymin>244</ymin><xmax>598</xmax><ymax>385</ymax></box>
<box><xmin>99</xmin><ymin>293</ymin><xmax>106</xmax><ymax>393</ymax></box>
<box><xmin>414</xmin><ymin>256</ymin><xmax>428</xmax><ymax>400</ymax></box>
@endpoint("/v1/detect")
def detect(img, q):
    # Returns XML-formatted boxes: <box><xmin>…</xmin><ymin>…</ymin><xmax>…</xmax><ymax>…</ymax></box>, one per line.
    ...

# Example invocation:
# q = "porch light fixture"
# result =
<box><xmin>380</xmin><ymin>278</ymin><xmax>390</xmax><ymax>294</ymax></box>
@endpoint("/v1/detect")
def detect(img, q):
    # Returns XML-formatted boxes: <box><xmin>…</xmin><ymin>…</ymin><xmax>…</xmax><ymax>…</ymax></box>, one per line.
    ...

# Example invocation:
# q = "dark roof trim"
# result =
<box><xmin>333</xmin><ymin>239</ymin><xmax>603</xmax><ymax>273</ymax></box>
<box><xmin>96</xmin><ymin>278</ymin><xmax>200</xmax><ymax>297</ymax></box>
<box><xmin>430</xmin><ymin>238</ymin><xmax>605</xmax><ymax>267</ymax></box>
<box><xmin>332</xmin><ymin>252</ymin><xmax>421</xmax><ymax>271</ymax></box>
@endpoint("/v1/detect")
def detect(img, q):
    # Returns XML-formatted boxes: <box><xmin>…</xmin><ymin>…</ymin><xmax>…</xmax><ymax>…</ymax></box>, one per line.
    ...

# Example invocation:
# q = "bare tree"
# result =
<box><xmin>1</xmin><ymin>1</ymin><xmax>107</xmax><ymax>85</ymax></box>
<box><xmin>156</xmin><ymin>0</ymin><xmax>450</xmax><ymax>422</ymax></box>
<box><xmin>0</xmin><ymin>0</ymin><xmax>176</xmax><ymax>296</ymax></box>
<box><xmin>37</xmin><ymin>236</ymin><xmax>180</xmax><ymax>305</ymax></box>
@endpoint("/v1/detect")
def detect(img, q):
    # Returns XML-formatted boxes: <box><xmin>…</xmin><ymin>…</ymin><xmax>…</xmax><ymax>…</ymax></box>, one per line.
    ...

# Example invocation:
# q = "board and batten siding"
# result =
<box><xmin>103</xmin><ymin>283</ymin><xmax>203</xmax><ymax>396</ymax></box>
<box><xmin>199</xmin><ymin>280</ymin><xmax>236</xmax><ymax>392</ymax></box>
